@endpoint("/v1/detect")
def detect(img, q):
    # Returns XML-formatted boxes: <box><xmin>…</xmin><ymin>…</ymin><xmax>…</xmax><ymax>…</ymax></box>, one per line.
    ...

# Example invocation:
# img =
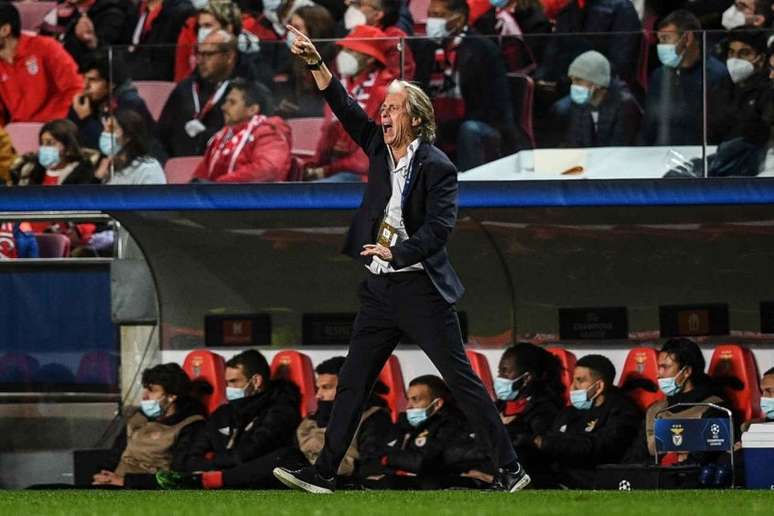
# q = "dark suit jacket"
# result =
<box><xmin>321</xmin><ymin>76</ymin><xmax>465</xmax><ymax>304</ymax></box>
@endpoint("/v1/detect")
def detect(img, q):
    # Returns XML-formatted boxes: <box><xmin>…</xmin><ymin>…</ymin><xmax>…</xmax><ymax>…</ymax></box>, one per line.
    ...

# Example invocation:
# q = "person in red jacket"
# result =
<box><xmin>193</xmin><ymin>76</ymin><xmax>291</xmax><ymax>183</ymax></box>
<box><xmin>303</xmin><ymin>25</ymin><xmax>396</xmax><ymax>182</ymax></box>
<box><xmin>0</xmin><ymin>3</ymin><xmax>83</xmax><ymax>124</ymax></box>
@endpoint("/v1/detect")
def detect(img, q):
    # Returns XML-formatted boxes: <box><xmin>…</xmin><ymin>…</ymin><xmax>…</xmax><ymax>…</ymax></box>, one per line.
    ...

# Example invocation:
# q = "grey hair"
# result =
<box><xmin>388</xmin><ymin>80</ymin><xmax>436</xmax><ymax>143</ymax></box>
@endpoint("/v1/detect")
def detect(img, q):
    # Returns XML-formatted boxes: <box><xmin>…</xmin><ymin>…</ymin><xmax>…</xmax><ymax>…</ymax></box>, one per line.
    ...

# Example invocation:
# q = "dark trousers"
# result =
<box><xmin>221</xmin><ymin>447</ymin><xmax>307</xmax><ymax>488</ymax></box>
<box><xmin>316</xmin><ymin>272</ymin><xmax>518</xmax><ymax>477</ymax></box>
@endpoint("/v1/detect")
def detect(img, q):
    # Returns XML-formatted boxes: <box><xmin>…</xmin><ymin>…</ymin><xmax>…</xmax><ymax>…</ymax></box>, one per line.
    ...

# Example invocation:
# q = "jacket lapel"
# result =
<box><xmin>401</xmin><ymin>143</ymin><xmax>428</xmax><ymax>209</ymax></box>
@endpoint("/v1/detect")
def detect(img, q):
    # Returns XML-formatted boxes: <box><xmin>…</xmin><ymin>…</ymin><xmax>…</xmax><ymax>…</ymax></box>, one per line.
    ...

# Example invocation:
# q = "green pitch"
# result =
<box><xmin>1</xmin><ymin>490</ymin><xmax>771</xmax><ymax>516</ymax></box>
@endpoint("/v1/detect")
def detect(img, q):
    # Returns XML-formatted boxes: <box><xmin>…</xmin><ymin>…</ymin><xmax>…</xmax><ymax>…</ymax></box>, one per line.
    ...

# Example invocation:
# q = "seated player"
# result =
<box><xmin>533</xmin><ymin>354</ymin><xmax>640</xmax><ymax>489</ymax></box>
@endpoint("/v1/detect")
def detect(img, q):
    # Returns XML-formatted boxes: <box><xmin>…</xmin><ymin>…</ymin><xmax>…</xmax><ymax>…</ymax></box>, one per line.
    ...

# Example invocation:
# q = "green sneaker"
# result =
<box><xmin>155</xmin><ymin>470</ymin><xmax>201</xmax><ymax>490</ymax></box>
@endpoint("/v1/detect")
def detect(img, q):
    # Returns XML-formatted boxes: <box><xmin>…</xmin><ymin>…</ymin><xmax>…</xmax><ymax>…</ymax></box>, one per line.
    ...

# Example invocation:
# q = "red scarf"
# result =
<box><xmin>207</xmin><ymin>115</ymin><xmax>266</xmax><ymax>178</ymax></box>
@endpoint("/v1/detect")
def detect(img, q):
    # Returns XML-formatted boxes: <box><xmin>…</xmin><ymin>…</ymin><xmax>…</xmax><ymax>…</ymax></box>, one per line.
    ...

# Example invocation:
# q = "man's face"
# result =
<box><xmin>657</xmin><ymin>352</ymin><xmax>685</xmax><ymax>380</ymax></box>
<box><xmin>761</xmin><ymin>374</ymin><xmax>774</xmax><ymax>397</ymax></box>
<box><xmin>657</xmin><ymin>23</ymin><xmax>690</xmax><ymax>53</ymax></box>
<box><xmin>736</xmin><ymin>0</ymin><xmax>756</xmax><ymax>17</ymax></box>
<box><xmin>142</xmin><ymin>383</ymin><xmax>168</xmax><ymax>401</ymax></box>
<box><xmin>427</xmin><ymin>0</ymin><xmax>463</xmax><ymax>33</ymax></box>
<box><xmin>196</xmin><ymin>36</ymin><xmax>235</xmax><ymax>81</ymax></box>
<box><xmin>497</xmin><ymin>355</ymin><xmax>519</xmax><ymax>380</ymax></box>
<box><xmin>406</xmin><ymin>384</ymin><xmax>436</xmax><ymax>410</ymax></box>
<box><xmin>226</xmin><ymin>365</ymin><xmax>250</xmax><ymax>389</ymax></box>
<box><xmin>728</xmin><ymin>41</ymin><xmax>762</xmax><ymax>68</ymax></box>
<box><xmin>572</xmin><ymin>366</ymin><xmax>600</xmax><ymax>392</ymax></box>
<box><xmin>380</xmin><ymin>89</ymin><xmax>414</xmax><ymax>147</ymax></box>
<box><xmin>197</xmin><ymin>12</ymin><xmax>223</xmax><ymax>33</ymax></box>
<box><xmin>351</xmin><ymin>0</ymin><xmax>383</xmax><ymax>26</ymax></box>
<box><xmin>316</xmin><ymin>373</ymin><xmax>338</xmax><ymax>401</ymax></box>
<box><xmin>569</xmin><ymin>76</ymin><xmax>596</xmax><ymax>90</ymax></box>
<box><xmin>0</xmin><ymin>23</ymin><xmax>11</xmax><ymax>50</ymax></box>
<box><xmin>83</xmin><ymin>69</ymin><xmax>109</xmax><ymax>103</ymax></box>
<box><xmin>222</xmin><ymin>88</ymin><xmax>258</xmax><ymax>125</ymax></box>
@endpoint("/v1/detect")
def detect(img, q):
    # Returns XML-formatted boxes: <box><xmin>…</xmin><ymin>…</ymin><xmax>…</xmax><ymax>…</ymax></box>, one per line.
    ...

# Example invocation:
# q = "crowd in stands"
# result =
<box><xmin>81</xmin><ymin>338</ymin><xmax>773</xmax><ymax>490</ymax></box>
<box><xmin>0</xmin><ymin>0</ymin><xmax>774</xmax><ymax>184</ymax></box>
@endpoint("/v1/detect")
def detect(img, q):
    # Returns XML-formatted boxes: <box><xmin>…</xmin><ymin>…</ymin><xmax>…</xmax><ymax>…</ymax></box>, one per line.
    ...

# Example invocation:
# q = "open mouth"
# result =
<box><xmin>382</xmin><ymin>120</ymin><xmax>393</xmax><ymax>138</ymax></box>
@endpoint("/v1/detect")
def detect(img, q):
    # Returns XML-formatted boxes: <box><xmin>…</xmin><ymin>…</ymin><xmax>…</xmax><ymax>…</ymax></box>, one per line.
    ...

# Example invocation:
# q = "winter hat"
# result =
<box><xmin>568</xmin><ymin>50</ymin><xmax>611</xmax><ymax>88</ymax></box>
<box><xmin>336</xmin><ymin>25</ymin><xmax>388</xmax><ymax>66</ymax></box>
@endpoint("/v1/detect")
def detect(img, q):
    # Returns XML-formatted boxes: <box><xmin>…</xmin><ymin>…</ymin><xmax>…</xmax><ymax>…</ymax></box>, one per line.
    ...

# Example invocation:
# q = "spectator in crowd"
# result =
<box><xmin>0</xmin><ymin>125</ymin><xmax>14</xmax><ymax>184</ymax></box>
<box><xmin>535</xmin><ymin>0</ymin><xmax>641</xmax><ymax>98</ymax></box>
<box><xmin>39</xmin><ymin>0</ymin><xmax>129</xmax><ymax>67</ymax></box>
<box><xmin>494</xmin><ymin>343</ymin><xmax>564</xmax><ymax>487</ymax></box>
<box><xmin>10</xmin><ymin>119</ymin><xmax>97</xmax><ymax>186</ymax></box>
<box><xmin>174</xmin><ymin>0</ymin><xmax>267</xmax><ymax>83</ymax></box>
<box><xmin>344</xmin><ymin>0</ymin><xmax>416</xmax><ymax>79</ymax></box>
<box><xmin>640</xmin><ymin>10</ymin><xmax>728</xmax><ymax>146</ymax></box>
<box><xmin>624</xmin><ymin>338</ymin><xmax>727</xmax><ymax>464</ymax></box>
<box><xmin>274</xmin><ymin>5</ymin><xmax>336</xmax><ymax>118</ymax></box>
<box><xmin>533</xmin><ymin>354</ymin><xmax>640</xmax><ymax>489</ymax></box>
<box><xmin>721</xmin><ymin>0</ymin><xmax>772</xmax><ymax>30</ymax></box>
<box><xmin>155</xmin><ymin>350</ymin><xmax>301</xmax><ymax>489</ymax></box>
<box><xmin>413</xmin><ymin>0</ymin><xmax>518</xmax><ymax>170</ymax></box>
<box><xmin>97</xmin><ymin>110</ymin><xmax>167</xmax><ymax>185</ymax></box>
<box><xmin>0</xmin><ymin>2</ymin><xmax>83</xmax><ymax>124</ymax></box>
<box><xmin>741</xmin><ymin>367</ymin><xmax>774</xmax><ymax>430</ymax></box>
<box><xmin>708</xmin><ymin>28</ymin><xmax>773</xmax><ymax>146</ymax></box>
<box><xmin>473</xmin><ymin>0</ymin><xmax>552</xmax><ymax>73</ymax></box>
<box><xmin>296</xmin><ymin>356</ymin><xmax>394</xmax><ymax>485</ymax></box>
<box><xmin>363</xmin><ymin>375</ymin><xmax>493</xmax><ymax>490</ymax></box>
<box><xmin>121</xmin><ymin>0</ymin><xmax>196</xmax><ymax>81</ymax></box>
<box><xmin>304</xmin><ymin>25</ymin><xmax>395</xmax><ymax>182</ymax></box>
<box><xmin>158</xmin><ymin>29</ymin><xmax>267</xmax><ymax>157</ymax></box>
<box><xmin>555</xmin><ymin>50</ymin><xmax>642</xmax><ymax>148</ymax></box>
<box><xmin>91</xmin><ymin>363</ymin><xmax>206</xmax><ymax>489</ymax></box>
<box><xmin>342</xmin><ymin>0</ymin><xmax>415</xmax><ymax>35</ymax></box>
<box><xmin>68</xmin><ymin>50</ymin><xmax>156</xmax><ymax>153</ymax></box>
<box><xmin>192</xmin><ymin>77</ymin><xmax>291</xmax><ymax>182</ymax></box>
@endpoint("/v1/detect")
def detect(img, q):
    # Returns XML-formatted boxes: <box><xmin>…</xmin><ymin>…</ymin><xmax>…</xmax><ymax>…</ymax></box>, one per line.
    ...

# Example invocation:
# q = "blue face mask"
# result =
<box><xmin>570</xmin><ymin>84</ymin><xmax>592</xmax><ymax>105</ymax></box>
<box><xmin>99</xmin><ymin>132</ymin><xmax>121</xmax><ymax>157</ymax></box>
<box><xmin>759</xmin><ymin>397</ymin><xmax>774</xmax><ymax>420</ymax></box>
<box><xmin>140</xmin><ymin>398</ymin><xmax>163</xmax><ymax>419</ymax></box>
<box><xmin>494</xmin><ymin>373</ymin><xmax>527</xmax><ymax>401</ymax></box>
<box><xmin>657</xmin><ymin>43</ymin><xmax>683</xmax><ymax>68</ymax></box>
<box><xmin>226</xmin><ymin>386</ymin><xmax>246</xmax><ymax>402</ymax></box>
<box><xmin>570</xmin><ymin>382</ymin><xmax>599</xmax><ymax>410</ymax></box>
<box><xmin>658</xmin><ymin>368</ymin><xmax>686</xmax><ymax>397</ymax></box>
<box><xmin>489</xmin><ymin>0</ymin><xmax>509</xmax><ymax>8</ymax></box>
<box><xmin>38</xmin><ymin>145</ymin><xmax>61</xmax><ymax>169</ymax></box>
<box><xmin>406</xmin><ymin>398</ymin><xmax>439</xmax><ymax>428</ymax></box>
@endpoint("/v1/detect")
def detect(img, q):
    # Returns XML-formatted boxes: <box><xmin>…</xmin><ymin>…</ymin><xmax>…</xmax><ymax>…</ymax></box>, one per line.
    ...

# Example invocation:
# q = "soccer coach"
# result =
<box><xmin>274</xmin><ymin>25</ymin><xmax>530</xmax><ymax>494</ymax></box>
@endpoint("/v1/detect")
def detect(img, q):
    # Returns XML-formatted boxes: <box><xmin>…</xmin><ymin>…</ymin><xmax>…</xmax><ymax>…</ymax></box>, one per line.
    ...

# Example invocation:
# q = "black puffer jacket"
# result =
<box><xmin>185</xmin><ymin>379</ymin><xmax>301</xmax><ymax>471</ymax></box>
<box><xmin>708</xmin><ymin>71</ymin><xmax>774</xmax><ymax>146</ymax></box>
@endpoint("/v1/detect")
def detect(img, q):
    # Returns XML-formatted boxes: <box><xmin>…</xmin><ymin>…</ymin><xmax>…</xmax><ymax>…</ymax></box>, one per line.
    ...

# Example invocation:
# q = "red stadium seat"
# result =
<box><xmin>183</xmin><ymin>349</ymin><xmax>227</xmax><ymax>415</ymax></box>
<box><xmin>287</xmin><ymin>117</ymin><xmax>324</xmax><ymax>158</ymax></box>
<box><xmin>134</xmin><ymin>81</ymin><xmax>176</xmax><ymax>121</ymax></box>
<box><xmin>76</xmin><ymin>351</ymin><xmax>118</xmax><ymax>385</ymax></box>
<box><xmin>164</xmin><ymin>156</ymin><xmax>202</xmax><ymax>184</ymax></box>
<box><xmin>270</xmin><ymin>350</ymin><xmax>317</xmax><ymax>417</ymax></box>
<box><xmin>618</xmin><ymin>347</ymin><xmax>664</xmax><ymax>412</ymax></box>
<box><xmin>546</xmin><ymin>346</ymin><xmax>577</xmax><ymax>405</ymax></box>
<box><xmin>35</xmin><ymin>233</ymin><xmax>70</xmax><ymax>258</ymax></box>
<box><xmin>378</xmin><ymin>355</ymin><xmax>407</xmax><ymax>422</ymax></box>
<box><xmin>0</xmin><ymin>352</ymin><xmax>39</xmax><ymax>383</ymax></box>
<box><xmin>6</xmin><ymin>122</ymin><xmax>43</xmax><ymax>154</ymax></box>
<box><xmin>708</xmin><ymin>343</ymin><xmax>762</xmax><ymax>422</ymax></box>
<box><xmin>17</xmin><ymin>3</ymin><xmax>56</xmax><ymax>31</ymax></box>
<box><xmin>465</xmin><ymin>350</ymin><xmax>495</xmax><ymax>400</ymax></box>
<box><xmin>409</xmin><ymin>0</ymin><xmax>429</xmax><ymax>27</ymax></box>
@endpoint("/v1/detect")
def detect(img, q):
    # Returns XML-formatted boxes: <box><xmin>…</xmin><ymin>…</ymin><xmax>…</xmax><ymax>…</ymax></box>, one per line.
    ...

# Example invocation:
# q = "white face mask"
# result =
<box><xmin>263</xmin><ymin>0</ymin><xmax>282</xmax><ymax>12</ymax></box>
<box><xmin>336</xmin><ymin>50</ymin><xmax>360</xmax><ymax>77</ymax></box>
<box><xmin>722</xmin><ymin>5</ymin><xmax>747</xmax><ymax>30</ymax></box>
<box><xmin>197</xmin><ymin>26</ymin><xmax>213</xmax><ymax>44</ymax></box>
<box><xmin>344</xmin><ymin>5</ymin><xmax>367</xmax><ymax>30</ymax></box>
<box><xmin>425</xmin><ymin>17</ymin><xmax>449</xmax><ymax>40</ymax></box>
<box><xmin>727</xmin><ymin>57</ymin><xmax>756</xmax><ymax>84</ymax></box>
<box><xmin>192</xmin><ymin>0</ymin><xmax>209</xmax><ymax>10</ymax></box>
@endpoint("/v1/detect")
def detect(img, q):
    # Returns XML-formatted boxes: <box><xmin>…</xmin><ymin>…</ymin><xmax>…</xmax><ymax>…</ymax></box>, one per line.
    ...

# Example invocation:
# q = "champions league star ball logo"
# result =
<box><xmin>618</xmin><ymin>480</ymin><xmax>632</xmax><ymax>491</ymax></box>
<box><xmin>711</xmin><ymin>424</ymin><xmax>721</xmax><ymax>440</ymax></box>
<box><xmin>670</xmin><ymin>424</ymin><xmax>684</xmax><ymax>446</ymax></box>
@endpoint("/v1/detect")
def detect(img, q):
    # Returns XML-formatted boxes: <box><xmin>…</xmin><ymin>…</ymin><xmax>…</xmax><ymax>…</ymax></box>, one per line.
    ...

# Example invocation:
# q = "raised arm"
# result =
<box><xmin>286</xmin><ymin>25</ymin><xmax>381</xmax><ymax>152</ymax></box>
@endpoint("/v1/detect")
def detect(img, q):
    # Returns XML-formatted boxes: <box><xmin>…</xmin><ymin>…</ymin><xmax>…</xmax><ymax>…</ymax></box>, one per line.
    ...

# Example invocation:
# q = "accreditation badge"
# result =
<box><xmin>377</xmin><ymin>217</ymin><xmax>399</xmax><ymax>247</ymax></box>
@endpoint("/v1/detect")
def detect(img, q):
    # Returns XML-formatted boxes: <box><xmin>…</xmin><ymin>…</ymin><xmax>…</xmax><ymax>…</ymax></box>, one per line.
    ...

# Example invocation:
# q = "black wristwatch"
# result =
<box><xmin>306</xmin><ymin>58</ymin><xmax>323</xmax><ymax>70</ymax></box>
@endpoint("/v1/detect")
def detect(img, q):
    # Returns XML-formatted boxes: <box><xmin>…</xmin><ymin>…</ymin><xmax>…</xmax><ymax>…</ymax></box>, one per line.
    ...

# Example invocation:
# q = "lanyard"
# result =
<box><xmin>192</xmin><ymin>80</ymin><xmax>229</xmax><ymax>120</ymax></box>
<box><xmin>131</xmin><ymin>12</ymin><xmax>147</xmax><ymax>45</ymax></box>
<box><xmin>208</xmin><ymin>115</ymin><xmax>266</xmax><ymax>177</ymax></box>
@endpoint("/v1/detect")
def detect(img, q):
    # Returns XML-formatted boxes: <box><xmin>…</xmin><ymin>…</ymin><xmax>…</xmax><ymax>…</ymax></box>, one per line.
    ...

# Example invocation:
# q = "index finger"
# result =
<box><xmin>286</xmin><ymin>25</ymin><xmax>308</xmax><ymax>41</ymax></box>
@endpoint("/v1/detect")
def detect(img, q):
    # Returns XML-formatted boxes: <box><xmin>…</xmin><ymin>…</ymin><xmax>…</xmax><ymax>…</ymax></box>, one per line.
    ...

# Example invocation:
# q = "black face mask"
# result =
<box><xmin>315</xmin><ymin>400</ymin><xmax>334</xmax><ymax>428</ymax></box>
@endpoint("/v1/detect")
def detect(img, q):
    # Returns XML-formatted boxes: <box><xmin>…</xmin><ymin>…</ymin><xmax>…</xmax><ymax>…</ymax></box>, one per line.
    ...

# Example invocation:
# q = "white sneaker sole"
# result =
<box><xmin>509</xmin><ymin>473</ymin><xmax>531</xmax><ymax>492</ymax></box>
<box><xmin>272</xmin><ymin>467</ymin><xmax>333</xmax><ymax>494</ymax></box>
